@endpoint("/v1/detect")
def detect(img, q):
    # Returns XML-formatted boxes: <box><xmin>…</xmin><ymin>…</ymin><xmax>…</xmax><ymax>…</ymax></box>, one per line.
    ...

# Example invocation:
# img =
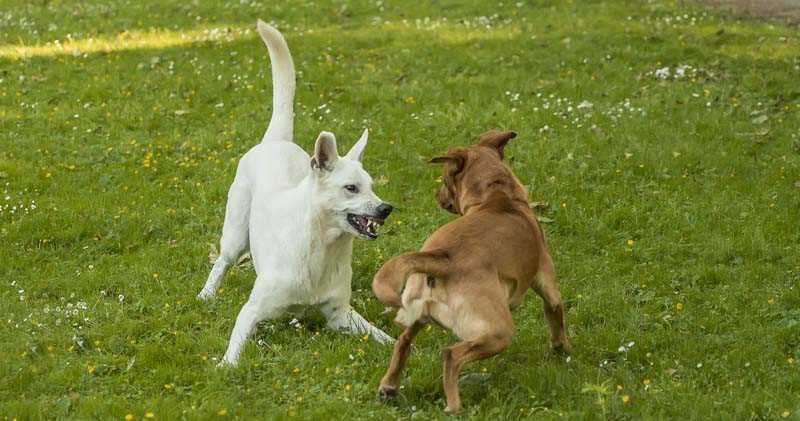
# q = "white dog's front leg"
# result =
<box><xmin>219</xmin><ymin>296</ymin><xmax>284</xmax><ymax>367</ymax></box>
<box><xmin>323</xmin><ymin>304</ymin><xmax>395</xmax><ymax>345</ymax></box>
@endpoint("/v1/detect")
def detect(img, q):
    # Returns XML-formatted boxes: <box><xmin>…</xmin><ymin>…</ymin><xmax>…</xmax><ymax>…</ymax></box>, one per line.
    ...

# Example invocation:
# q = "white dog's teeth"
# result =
<box><xmin>365</xmin><ymin>219</ymin><xmax>378</xmax><ymax>234</ymax></box>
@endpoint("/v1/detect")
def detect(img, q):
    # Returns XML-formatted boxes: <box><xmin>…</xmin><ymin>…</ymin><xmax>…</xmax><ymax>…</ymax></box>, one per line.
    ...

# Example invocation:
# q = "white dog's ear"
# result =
<box><xmin>311</xmin><ymin>131</ymin><xmax>338</xmax><ymax>171</ymax></box>
<box><xmin>344</xmin><ymin>128</ymin><xmax>368</xmax><ymax>162</ymax></box>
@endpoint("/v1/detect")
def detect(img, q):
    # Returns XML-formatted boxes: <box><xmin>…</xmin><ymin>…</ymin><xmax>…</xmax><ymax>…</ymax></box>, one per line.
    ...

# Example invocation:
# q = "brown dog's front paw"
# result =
<box><xmin>444</xmin><ymin>404</ymin><xmax>460</xmax><ymax>415</ymax></box>
<box><xmin>552</xmin><ymin>341</ymin><xmax>571</xmax><ymax>356</ymax></box>
<box><xmin>377</xmin><ymin>385</ymin><xmax>397</xmax><ymax>401</ymax></box>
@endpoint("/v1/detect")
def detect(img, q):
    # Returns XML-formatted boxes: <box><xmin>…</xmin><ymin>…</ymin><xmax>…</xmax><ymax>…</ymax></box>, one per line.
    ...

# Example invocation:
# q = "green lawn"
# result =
<box><xmin>1</xmin><ymin>0</ymin><xmax>799</xmax><ymax>419</ymax></box>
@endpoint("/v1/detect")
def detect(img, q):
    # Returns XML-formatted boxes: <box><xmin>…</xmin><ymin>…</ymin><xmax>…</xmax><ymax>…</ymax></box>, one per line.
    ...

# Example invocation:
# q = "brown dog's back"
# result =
<box><xmin>424</xmin><ymin>190</ymin><xmax>543</xmax><ymax>289</ymax></box>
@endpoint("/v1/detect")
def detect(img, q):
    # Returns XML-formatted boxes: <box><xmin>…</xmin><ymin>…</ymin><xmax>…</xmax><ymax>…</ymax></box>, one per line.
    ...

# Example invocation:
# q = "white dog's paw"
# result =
<box><xmin>196</xmin><ymin>289</ymin><xmax>215</xmax><ymax>301</ymax></box>
<box><xmin>216</xmin><ymin>357</ymin><xmax>235</xmax><ymax>368</ymax></box>
<box><xmin>373</xmin><ymin>330</ymin><xmax>395</xmax><ymax>345</ymax></box>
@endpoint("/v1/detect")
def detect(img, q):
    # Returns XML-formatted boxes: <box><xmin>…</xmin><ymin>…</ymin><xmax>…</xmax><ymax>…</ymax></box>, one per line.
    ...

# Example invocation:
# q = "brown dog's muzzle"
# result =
<box><xmin>436</xmin><ymin>184</ymin><xmax>458</xmax><ymax>214</ymax></box>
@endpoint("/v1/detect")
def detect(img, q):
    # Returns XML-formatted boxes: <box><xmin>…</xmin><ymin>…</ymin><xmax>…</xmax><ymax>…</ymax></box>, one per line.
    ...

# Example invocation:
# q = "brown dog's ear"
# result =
<box><xmin>428</xmin><ymin>151</ymin><xmax>466</xmax><ymax>174</ymax></box>
<box><xmin>429</xmin><ymin>149</ymin><xmax>467</xmax><ymax>188</ymax></box>
<box><xmin>428</xmin><ymin>156</ymin><xmax>454</xmax><ymax>164</ymax></box>
<box><xmin>477</xmin><ymin>130</ymin><xmax>517</xmax><ymax>159</ymax></box>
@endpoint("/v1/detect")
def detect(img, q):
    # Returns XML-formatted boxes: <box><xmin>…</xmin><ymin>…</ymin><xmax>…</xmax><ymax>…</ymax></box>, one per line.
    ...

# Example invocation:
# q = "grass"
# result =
<box><xmin>694</xmin><ymin>0</ymin><xmax>800</xmax><ymax>25</ymax></box>
<box><xmin>1</xmin><ymin>0</ymin><xmax>799</xmax><ymax>419</ymax></box>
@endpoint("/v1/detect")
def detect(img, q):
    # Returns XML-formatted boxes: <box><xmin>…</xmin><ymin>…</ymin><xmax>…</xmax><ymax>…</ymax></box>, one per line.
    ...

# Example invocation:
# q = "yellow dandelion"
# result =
<box><xmin>125</xmin><ymin>414</ymin><xmax>134</xmax><ymax>421</ymax></box>
<box><xmin>616</xmin><ymin>384</ymin><xmax>623</xmax><ymax>391</ymax></box>
<box><xmin>676</xmin><ymin>303</ymin><xmax>684</xmax><ymax>311</ymax></box>
<box><xmin>782</xmin><ymin>410</ymin><xmax>791</xmax><ymax>418</ymax></box>
<box><xmin>87</xmin><ymin>364</ymin><xmax>96</xmax><ymax>374</ymax></box>
<box><xmin>344</xmin><ymin>384</ymin><xmax>352</xmax><ymax>391</ymax></box>
<box><xmin>768</xmin><ymin>297</ymin><xmax>775</xmax><ymax>305</ymax></box>
<box><xmin>622</xmin><ymin>395</ymin><xmax>631</xmax><ymax>403</ymax></box>
<box><xmin>144</xmin><ymin>411</ymin><xmax>154</xmax><ymax>418</ymax></box>
<box><xmin>292</xmin><ymin>367</ymin><xmax>300</xmax><ymax>374</ymax></box>
<box><xmin>788</xmin><ymin>357</ymin><xmax>795</xmax><ymax>364</ymax></box>
<box><xmin>217</xmin><ymin>409</ymin><xmax>228</xmax><ymax>416</ymax></box>
<box><xmin>643</xmin><ymin>379</ymin><xmax>651</xmax><ymax>385</ymax></box>
<box><xmin>626</xmin><ymin>239</ymin><xmax>634</xmax><ymax>246</ymax></box>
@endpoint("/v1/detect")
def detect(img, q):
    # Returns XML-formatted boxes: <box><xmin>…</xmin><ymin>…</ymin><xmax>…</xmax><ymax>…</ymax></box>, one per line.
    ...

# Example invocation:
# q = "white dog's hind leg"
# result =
<box><xmin>198</xmin><ymin>182</ymin><xmax>251</xmax><ymax>300</ymax></box>
<box><xmin>323</xmin><ymin>304</ymin><xmax>395</xmax><ymax>345</ymax></box>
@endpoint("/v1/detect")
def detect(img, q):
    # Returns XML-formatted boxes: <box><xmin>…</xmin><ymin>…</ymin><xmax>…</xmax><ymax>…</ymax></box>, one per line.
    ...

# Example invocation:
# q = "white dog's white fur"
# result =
<box><xmin>198</xmin><ymin>20</ymin><xmax>394</xmax><ymax>366</ymax></box>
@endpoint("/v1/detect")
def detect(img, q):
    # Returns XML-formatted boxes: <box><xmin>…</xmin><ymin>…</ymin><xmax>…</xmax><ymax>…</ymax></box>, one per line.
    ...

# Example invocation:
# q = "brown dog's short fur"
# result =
<box><xmin>372</xmin><ymin>130</ymin><xmax>569</xmax><ymax>413</ymax></box>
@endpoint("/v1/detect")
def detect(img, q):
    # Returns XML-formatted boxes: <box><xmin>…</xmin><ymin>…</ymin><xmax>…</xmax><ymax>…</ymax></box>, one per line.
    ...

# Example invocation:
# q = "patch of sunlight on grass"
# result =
<box><xmin>675</xmin><ymin>23</ymin><xmax>798</xmax><ymax>60</ymax></box>
<box><xmin>0</xmin><ymin>21</ymin><xmax>519</xmax><ymax>61</ymax></box>
<box><xmin>0</xmin><ymin>26</ymin><xmax>254</xmax><ymax>60</ymax></box>
<box><xmin>375</xmin><ymin>21</ymin><xmax>521</xmax><ymax>44</ymax></box>
<box><xmin>717</xmin><ymin>42</ymin><xmax>798</xmax><ymax>60</ymax></box>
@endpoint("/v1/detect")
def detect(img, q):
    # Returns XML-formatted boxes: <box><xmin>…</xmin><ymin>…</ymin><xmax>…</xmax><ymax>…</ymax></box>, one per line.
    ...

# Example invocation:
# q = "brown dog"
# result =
<box><xmin>372</xmin><ymin>130</ymin><xmax>569</xmax><ymax>414</ymax></box>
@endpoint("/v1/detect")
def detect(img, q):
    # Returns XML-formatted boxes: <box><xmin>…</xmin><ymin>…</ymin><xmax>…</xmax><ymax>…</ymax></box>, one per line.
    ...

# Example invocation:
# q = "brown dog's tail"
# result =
<box><xmin>372</xmin><ymin>250</ymin><xmax>450</xmax><ymax>308</ymax></box>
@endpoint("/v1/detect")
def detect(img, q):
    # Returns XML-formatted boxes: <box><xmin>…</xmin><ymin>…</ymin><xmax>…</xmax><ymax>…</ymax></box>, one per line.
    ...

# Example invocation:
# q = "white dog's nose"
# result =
<box><xmin>375</xmin><ymin>203</ymin><xmax>393</xmax><ymax>219</ymax></box>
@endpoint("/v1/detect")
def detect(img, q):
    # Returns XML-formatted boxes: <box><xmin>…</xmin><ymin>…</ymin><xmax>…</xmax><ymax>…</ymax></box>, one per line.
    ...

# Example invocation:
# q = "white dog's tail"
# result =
<box><xmin>256</xmin><ymin>20</ymin><xmax>295</xmax><ymax>143</ymax></box>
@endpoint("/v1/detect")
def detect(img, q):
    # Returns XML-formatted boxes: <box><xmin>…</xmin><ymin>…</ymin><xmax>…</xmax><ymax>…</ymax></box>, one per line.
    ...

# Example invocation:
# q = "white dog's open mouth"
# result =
<box><xmin>347</xmin><ymin>213</ymin><xmax>385</xmax><ymax>239</ymax></box>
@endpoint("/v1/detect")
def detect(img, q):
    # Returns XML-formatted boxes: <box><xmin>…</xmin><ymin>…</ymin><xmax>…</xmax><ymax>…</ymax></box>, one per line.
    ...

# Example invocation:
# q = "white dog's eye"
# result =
<box><xmin>344</xmin><ymin>184</ymin><xmax>359</xmax><ymax>193</ymax></box>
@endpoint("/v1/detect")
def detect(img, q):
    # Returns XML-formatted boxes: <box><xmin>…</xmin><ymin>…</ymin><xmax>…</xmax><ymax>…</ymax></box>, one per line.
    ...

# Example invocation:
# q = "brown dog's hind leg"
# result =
<box><xmin>535</xmin><ymin>253</ymin><xmax>570</xmax><ymax>353</ymax></box>
<box><xmin>441</xmin><ymin>333</ymin><xmax>511</xmax><ymax>414</ymax></box>
<box><xmin>378</xmin><ymin>323</ymin><xmax>422</xmax><ymax>400</ymax></box>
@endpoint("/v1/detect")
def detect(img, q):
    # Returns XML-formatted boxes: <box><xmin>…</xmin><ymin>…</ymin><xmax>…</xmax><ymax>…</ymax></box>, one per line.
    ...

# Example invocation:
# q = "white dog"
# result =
<box><xmin>197</xmin><ymin>20</ymin><xmax>394</xmax><ymax>366</ymax></box>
